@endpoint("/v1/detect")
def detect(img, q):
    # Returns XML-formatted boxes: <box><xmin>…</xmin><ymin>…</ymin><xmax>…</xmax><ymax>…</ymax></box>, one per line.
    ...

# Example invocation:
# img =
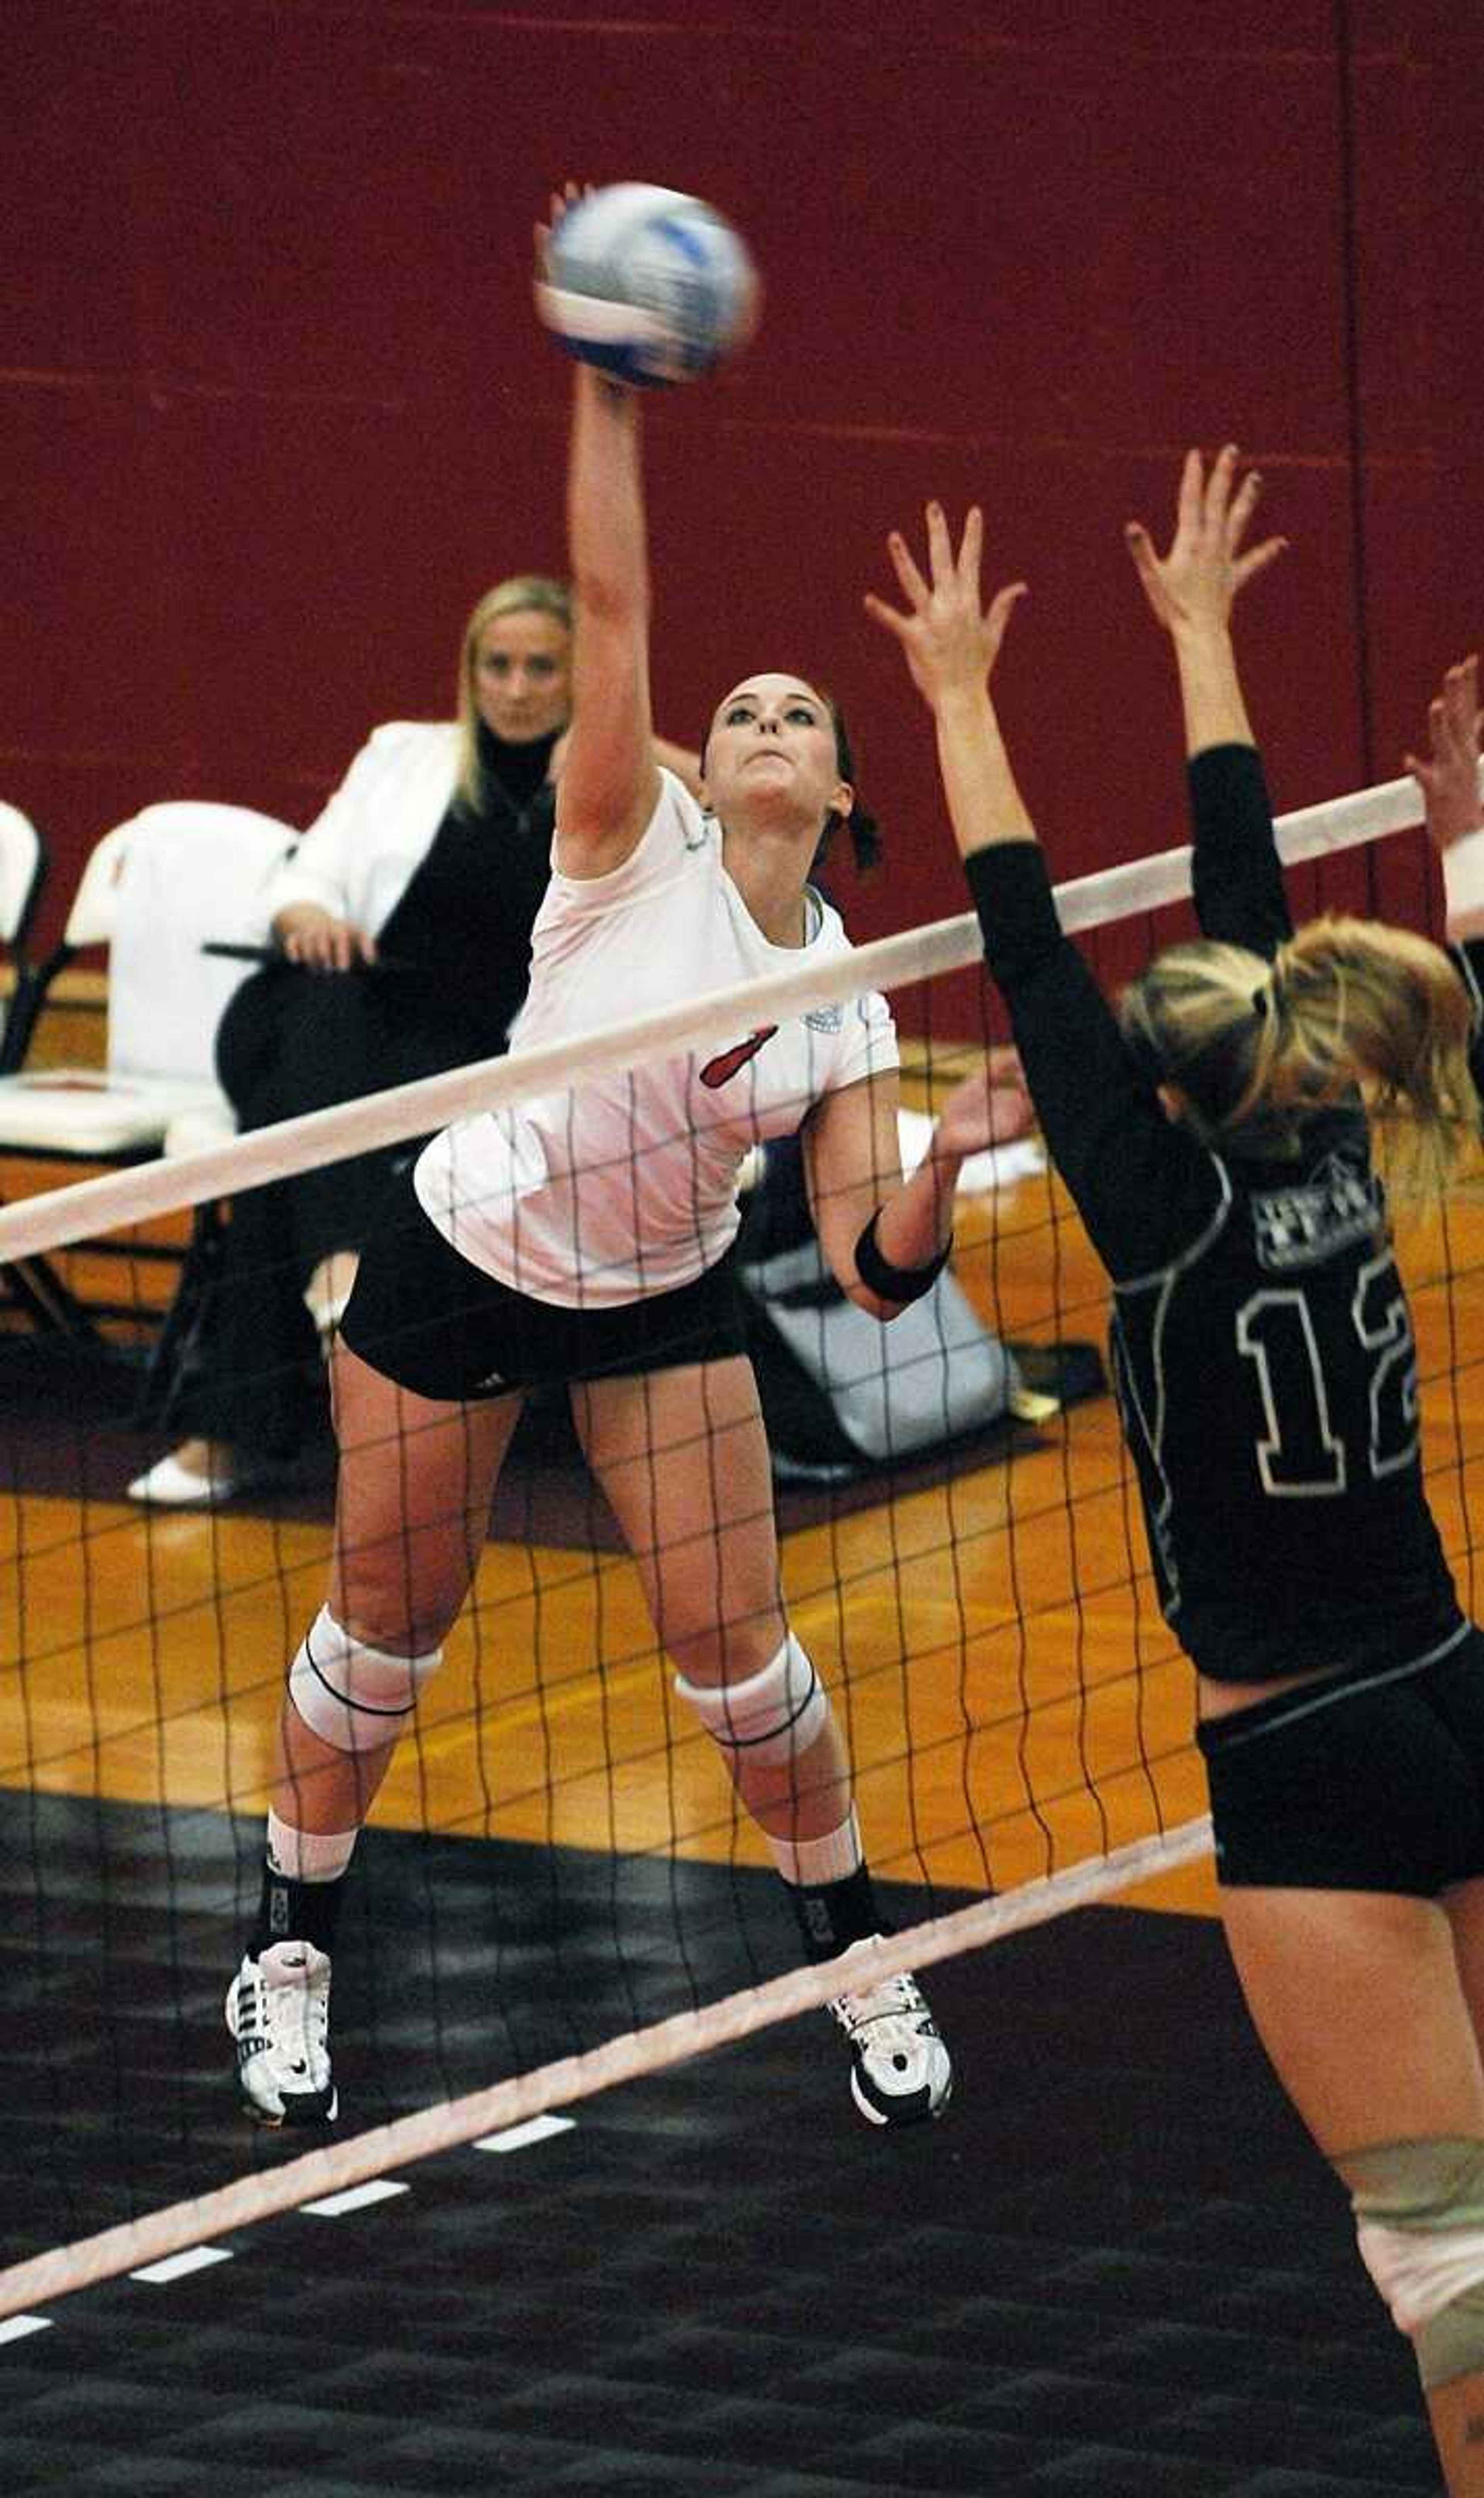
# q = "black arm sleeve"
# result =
<box><xmin>964</xmin><ymin>844</ymin><xmax>1224</xmax><ymax>1280</ymax></box>
<box><xmin>1187</xmin><ymin>743</ymin><xmax>1292</xmax><ymax>960</ymax></box>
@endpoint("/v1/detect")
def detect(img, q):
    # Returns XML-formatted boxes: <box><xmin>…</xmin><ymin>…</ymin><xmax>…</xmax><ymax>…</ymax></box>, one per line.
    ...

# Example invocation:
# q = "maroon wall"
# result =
<box><xmin>5</xmin><ymin>1</ymin><xmax>1482</xmax><ymax>966</ymax></box>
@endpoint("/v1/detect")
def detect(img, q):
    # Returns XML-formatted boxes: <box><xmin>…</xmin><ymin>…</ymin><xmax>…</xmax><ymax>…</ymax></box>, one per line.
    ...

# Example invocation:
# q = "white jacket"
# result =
<box><xmin>267</xmin><ymin>720</ymin><xmax>462</xmax><ymax>935</ymax></box>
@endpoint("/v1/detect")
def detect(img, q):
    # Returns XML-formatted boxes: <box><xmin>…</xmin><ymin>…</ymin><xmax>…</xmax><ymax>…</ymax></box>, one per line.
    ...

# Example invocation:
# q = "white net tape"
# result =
<box><xmin>0</xmin><ymin>767</ymin><xmax>1433</xmax><ymax>1267</ymax></box>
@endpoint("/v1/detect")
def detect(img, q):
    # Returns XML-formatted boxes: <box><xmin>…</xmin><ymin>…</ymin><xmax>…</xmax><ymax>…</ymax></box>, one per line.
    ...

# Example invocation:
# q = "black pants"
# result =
<box><xmin>172</xmin><ymin>966</ymin><xmax>507</xmax><ymax>1458</ymax></box>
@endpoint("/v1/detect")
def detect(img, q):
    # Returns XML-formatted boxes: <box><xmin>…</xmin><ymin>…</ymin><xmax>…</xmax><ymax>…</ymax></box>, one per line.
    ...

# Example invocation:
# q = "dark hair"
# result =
<box><xmin>817</xmin><ymin>696</ymin><xmax>882</xmax><ymax>875</ymax></box>
<box><xmin>698</xmin><ymin>684</ymin><xmax>882</xmax><ymax>874</ymax></box>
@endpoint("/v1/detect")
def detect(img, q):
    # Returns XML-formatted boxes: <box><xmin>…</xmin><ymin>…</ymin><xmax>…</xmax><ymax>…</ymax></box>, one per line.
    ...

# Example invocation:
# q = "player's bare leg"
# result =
<box><xmin>574</xmin><ymin>1355</ymin><xmax>951</xmax><ymax>2126</ymax></box>
<box><xmin>1223</xmin><ymin>1883</ymin><xmax>1484</xmax><ymax>2496</ymax></box>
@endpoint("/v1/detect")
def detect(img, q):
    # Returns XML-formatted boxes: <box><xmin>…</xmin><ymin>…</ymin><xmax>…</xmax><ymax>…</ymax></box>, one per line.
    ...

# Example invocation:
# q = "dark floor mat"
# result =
<box><xmin>0</xmin><ymin>1787</ymin><xmax>1440</xmax><ymax>2496</ymax></box>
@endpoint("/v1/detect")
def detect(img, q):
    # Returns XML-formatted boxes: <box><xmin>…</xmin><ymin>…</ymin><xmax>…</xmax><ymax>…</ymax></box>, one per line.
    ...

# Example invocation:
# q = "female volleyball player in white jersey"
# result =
<box><xmin>871</xmin><ymin>453</ymin><xmax>1484</xmax><ymax>2493</ymax></box>
<box><xmin>224</xmin><ymin>347</ymin><xmax>1036</xmax><ymax>2136</ymax></box>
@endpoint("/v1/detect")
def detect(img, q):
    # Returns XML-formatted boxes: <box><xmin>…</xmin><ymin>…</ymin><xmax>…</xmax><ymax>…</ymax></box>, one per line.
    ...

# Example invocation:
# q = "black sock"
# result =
<box><xmin>784</xmin><ymin>1861</ymin><xmax>882</xmax><ymax>1964</ymax></box>
<box><xmin>250</xmin><ymin>1860</ymin><xmax>345</xmax><ymax>1959</ymax></box>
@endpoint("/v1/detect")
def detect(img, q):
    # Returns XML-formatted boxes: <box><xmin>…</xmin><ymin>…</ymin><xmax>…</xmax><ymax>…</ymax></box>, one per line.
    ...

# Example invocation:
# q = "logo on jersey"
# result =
<box><xmin>699</xmin><ymin>1025</ymin><xmax>779</xmax><ymax>1089</ymax></box>
<box><xmin>804</xmin><ymin>1003</ymin><xmax>843</xmax><ymax>1033</ymax></box>
<box><xmin>1251</xmin><ymin>1151</ymin><xmax>1380</xmax><ymax>1272</ymax></box>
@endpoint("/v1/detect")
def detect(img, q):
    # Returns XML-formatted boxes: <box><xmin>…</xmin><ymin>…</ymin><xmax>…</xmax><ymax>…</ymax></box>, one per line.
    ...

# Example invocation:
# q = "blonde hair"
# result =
<box><xmin>1120</xmin><ymin>914</ymin><xmax>1481</xmax><ymax>1202</ymax></box>
<box><xmin>454</xmin><ymin>573</ymin><xmax>573</xmax><ymax>811</ymax></box>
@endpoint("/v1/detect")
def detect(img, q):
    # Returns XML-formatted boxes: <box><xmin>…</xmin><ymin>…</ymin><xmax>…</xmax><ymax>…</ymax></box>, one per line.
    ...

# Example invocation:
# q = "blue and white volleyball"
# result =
<box><xmin>535</xmin><ymin>184</ymin><xmax>759</xmax><ymax>387</ymax></box>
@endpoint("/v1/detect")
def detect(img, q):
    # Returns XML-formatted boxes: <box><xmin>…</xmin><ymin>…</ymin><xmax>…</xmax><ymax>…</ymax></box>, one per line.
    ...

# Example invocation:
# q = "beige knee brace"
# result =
<box><xmin>1349</xmin><ymin>2136</ymin><xmax>1484</xmax><ymax>2389</ymax></box>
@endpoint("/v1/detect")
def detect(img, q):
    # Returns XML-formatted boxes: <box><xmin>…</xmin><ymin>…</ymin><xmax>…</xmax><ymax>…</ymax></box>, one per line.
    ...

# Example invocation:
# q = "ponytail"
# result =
<box><xmin>817</xmin><ymin>699</ymin><xmax>882</xmax><ymax>875</ymax></box>
<box><xmin>1266</xmin><ymin>918</ymin><xmax>1479</xmax><ymax>1198</ymax></box>
<box><xmin>1121</xmin><ymin>914</ymin><xmax>1480</xmax><ymax>1200</ymax></box>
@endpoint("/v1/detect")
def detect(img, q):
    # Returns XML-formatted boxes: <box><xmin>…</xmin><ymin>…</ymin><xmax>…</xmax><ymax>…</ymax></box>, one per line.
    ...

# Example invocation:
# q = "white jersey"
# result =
<box><xmin>414</xmin><ymin>770</ymin><xmax>898</xmax><ymax>1306</ymax></box>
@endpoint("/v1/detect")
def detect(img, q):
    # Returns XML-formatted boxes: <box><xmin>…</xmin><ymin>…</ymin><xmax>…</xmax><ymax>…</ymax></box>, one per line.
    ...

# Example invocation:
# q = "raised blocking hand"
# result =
<box><xmin>865</xmin><ymin>502</ymin><xmax>1027</xmax><ymax>710</ymax></box>
<box><xmin>1125</xmin><ymin>443</ymin><xmax>1287</xmax><ymax>639</ymax></box>
<box><xmin>1406</xmin><ymin>654</ymin><xmax>1482</xmax><ymax>858</ymax></box>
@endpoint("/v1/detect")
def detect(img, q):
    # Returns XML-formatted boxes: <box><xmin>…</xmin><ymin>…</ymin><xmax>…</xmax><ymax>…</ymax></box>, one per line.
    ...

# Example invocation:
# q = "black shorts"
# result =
<box><xmin>339</xmin><ymin>1162</ymin><xmax>749</xmax><ymax>1401</ymax></box>
<box><xmin>1197</xmin><ymin>1624</ymin><xmax>1484</xmax><ymax>1895</ymax></box>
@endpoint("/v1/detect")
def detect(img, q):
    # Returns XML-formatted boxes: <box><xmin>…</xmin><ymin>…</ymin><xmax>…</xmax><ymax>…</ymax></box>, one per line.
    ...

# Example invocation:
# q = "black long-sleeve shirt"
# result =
<box><xmin>965</xmin><ymin>745</ymin><xmax>1463</xmax><ymax>1685</ymax></box>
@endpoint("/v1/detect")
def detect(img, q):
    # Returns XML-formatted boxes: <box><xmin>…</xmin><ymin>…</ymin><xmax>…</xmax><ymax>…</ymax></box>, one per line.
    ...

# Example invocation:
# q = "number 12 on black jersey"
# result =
<box><xmin>1236</xmin><ymin>1251</ymin><xmax>1419</xmax><ymax>1497</ymax></box>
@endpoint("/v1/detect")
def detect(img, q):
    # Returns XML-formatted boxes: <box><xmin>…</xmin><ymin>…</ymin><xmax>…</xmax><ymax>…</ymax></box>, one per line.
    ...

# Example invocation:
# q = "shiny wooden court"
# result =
<box><xmin>7</xmin><ymin>1153</ymin><xmax>1484</xmax><ymax>1938</ymax></box>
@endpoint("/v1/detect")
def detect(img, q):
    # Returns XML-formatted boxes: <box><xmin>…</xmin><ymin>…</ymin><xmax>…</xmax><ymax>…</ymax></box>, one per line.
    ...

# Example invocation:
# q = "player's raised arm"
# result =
<box><xmin>551</xmin><ymin>362</ymin><xmax>661</xmax><ymax>878</ymax></box>
<box><xmin>1127</xmin><ymin>444</ymin><xmax>1291</xmax><ymax>957</ymax></box>
<box><xmin>536</xmin><ymin>185</ymin><xmax>662</xmax><ymax>882</ymax></box>
<box><xmin>1409</xmin><ymin>653</ymin><xmax>1484</xmax><ymax>1105</ymax></box>
<box><xmin>1409</xmin><ymin>654</ymin><xmax>1484</xmax><ymax>942</ymax></box>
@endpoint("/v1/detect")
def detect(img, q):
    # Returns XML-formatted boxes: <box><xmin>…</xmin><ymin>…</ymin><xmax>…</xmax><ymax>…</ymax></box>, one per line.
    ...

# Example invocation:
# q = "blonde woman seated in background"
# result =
<box><xmin>130</xmin><ymin>572</ymin><xmax>698</xmax><ymax>1506</ymax></box>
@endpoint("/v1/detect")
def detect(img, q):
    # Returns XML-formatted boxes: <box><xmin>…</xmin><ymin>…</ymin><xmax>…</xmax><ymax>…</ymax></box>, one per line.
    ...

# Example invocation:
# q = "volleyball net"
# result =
<box><xmin>2</xmin><ymin>765</ymin><xmax>1482</xmax><ymax>2316</ymax></box>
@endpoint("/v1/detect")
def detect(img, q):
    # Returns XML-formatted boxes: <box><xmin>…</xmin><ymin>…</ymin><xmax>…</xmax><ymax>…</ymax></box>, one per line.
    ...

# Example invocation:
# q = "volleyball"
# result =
<box><xmin>535</xmin><ymin>184</ymin><xmax>759</xmax><ymax>387</ymax></box>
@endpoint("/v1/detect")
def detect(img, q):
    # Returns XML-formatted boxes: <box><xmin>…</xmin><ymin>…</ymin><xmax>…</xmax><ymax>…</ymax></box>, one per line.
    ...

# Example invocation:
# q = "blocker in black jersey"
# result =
<box><xmin>867</xmin><ymin>462</ymin><xmax>1484</xmax><ymax>2489</ymax></box>
<box><xmin>964</xmin><ymin>746</ymin><xmax>1464</xmax><ymax>1691</ymax></box>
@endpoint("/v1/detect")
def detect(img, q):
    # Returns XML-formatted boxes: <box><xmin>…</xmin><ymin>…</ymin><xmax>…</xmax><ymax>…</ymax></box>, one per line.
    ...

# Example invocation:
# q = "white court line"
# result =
<box><xmin>301</xmin><ymin>2179</ymin><xmax>409</xmax><ymax>2217</ymax></box>
<box><xmin>129</xmin><ymin>2245</ymin><xmax>233</xmax><ymax>2285</ymax></box>
<box><xmin>474</xmin><ymin>2114</ymin><xmax>577</xmax><ymax>2154</ymax></box>
<box><xmin>0</xmin><ymin>2314</ymin><xmax>52</xmax><ymax>2344</ymax></box>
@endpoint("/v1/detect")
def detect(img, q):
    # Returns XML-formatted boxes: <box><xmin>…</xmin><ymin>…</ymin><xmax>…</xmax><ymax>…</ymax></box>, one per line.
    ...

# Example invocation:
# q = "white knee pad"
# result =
<box><xmin>675</xmin><ymin>1631</ymin><xmax>830</xmax><ymax>1769</ymax></box>
<box><xmin>1350</xmin><ymin>2136</ymin><xmax>1484</xmax><ymax>2389</ymax></box>
<box><xmin>287</xmin><ymin>1604</ymin><xmax>442</xmax><ymax>1756</ymax></box>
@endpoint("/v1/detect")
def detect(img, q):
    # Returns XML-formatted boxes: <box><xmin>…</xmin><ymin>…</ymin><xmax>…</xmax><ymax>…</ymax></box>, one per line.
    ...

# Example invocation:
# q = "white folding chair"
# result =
<box><xmin>0</xmin><ymin>801</ymin><xmax>296</xmax><ymax>1347</ymax></box>
<box><xmin>0</xmin><ymin>800</ymin><xmax>49</xmax><ymax>1073</ymax></box>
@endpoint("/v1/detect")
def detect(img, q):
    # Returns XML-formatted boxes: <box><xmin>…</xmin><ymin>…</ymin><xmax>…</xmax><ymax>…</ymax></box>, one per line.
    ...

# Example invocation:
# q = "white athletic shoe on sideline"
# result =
<box><xmin>128</xmin><ymin>1452</ymin><xmax>242</xmax><ymax>1507</ymax></box>
<box><xmin>127</xmin><ymin>1450</ymin><xmax>294</xmax><ymax>1507</ymax></box>
<box><xmin>828</xmin><ymin>1950</ymin><xmax>952</xmax><ymax>2127</ymax></box>
<box><xmin>225</xmin><ymin>1941</ymin><xmax>337</xmax><ymax>2127</ymax></box>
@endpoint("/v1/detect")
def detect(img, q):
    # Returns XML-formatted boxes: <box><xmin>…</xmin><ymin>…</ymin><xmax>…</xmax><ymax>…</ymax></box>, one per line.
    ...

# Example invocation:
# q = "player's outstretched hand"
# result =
<box><xmin>865</xmin><ymin>503</ymin><xmax>1027</xmax><ymax>711</ymax></box>
<box><xmin>1406</xmin><ymin>654</ymin><xmax>1482</xmax><ymax>858</ymax></box>
<box><xmin>932</xmin><ymin>1049</ymin><xmax>1037</xmax><ymax>1160</ymax></box>
<box><xmin>1125</xmin><ymin>444</ymin><xmax>1287</xmax><ymax>639</ymax></box>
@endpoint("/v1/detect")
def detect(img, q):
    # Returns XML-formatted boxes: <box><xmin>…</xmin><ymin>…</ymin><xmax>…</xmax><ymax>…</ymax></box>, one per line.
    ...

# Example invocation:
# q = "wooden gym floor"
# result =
<box><xmin>5</xmin><ymin>1149</ymin><xmax>1484</xmax><ymax>1943</ymax></box>
<box><xmin>7</xmin><ymin>1152</ymin><xmax>1188</xmax><ymax>1921</ymax></box>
